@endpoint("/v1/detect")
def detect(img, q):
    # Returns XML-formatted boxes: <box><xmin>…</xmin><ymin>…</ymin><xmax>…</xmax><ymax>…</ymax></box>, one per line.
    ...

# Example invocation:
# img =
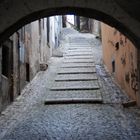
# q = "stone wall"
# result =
<box><xmin>12</xmin><ymin>33</ymin><xmax>20</xmax><ymax>98</ymax></box>
<box><xmin>30</xmin><ymin>21</ymin><xmax>40</xmax><ymax>79</ymax></box>
<box><xmin>1</xmin><ymin>75</ymin><xmax>9</xmax><ymax>111</ymax></box>
<box><xmin>0</xmin><ymin>0</ymin><xmax>139</xmax><ymax>48</ymax></box>
<box><xmin>89</xmin><ymin>19</ymin><xmax>101</xmax><ymax>37</ymax></box>
<box><xmin>0</xmin><ymin>18</ymin><xmax>52</xmax><ymax>112</ymax></box>
<box><xmin>39</xmin><ymin>18</ymin><xmax>50</xmax><ymax>63</ymax></box>
<box><xmin>50</xmin><ymin>16</ymin><xmax>62</xmax><ymax>57</ymax></box>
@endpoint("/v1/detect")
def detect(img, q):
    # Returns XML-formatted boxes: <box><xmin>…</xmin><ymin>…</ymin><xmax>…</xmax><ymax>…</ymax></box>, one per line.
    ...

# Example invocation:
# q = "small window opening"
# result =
<box><xmin>26</xmin><ymin>63</ymin><xmax>30</xmax><ymax>82</ymax></box>
<box><xmin>112</xmin><ymin>60</ymin><xmax>115</xmax><ymax>73</ymax></box>
<box><xmin>115</xmin><ymin>42</ymin><xmax>119</xmax><ymax>50</ymax></box>
<box><xmin>2</xmin><ymin>46</ymin><xmax>9</xmax><ymax>77</ymax></box>
<box><xmin>47</xmin><ymin>17</ymin><xmax>50</xmax><ymax>44</ymax></box>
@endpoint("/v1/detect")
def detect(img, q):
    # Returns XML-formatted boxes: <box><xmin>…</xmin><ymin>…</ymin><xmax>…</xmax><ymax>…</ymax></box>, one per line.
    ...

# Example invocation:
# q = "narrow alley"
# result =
<box><xmin>46</xmin><ymin>29</ymin><xmax>102</xmax><ymax>104</ymax></box>
<box><xmin>0</xmin><ymin>28</ymin><xmax>140</xmax><ymax>140</ymax></box>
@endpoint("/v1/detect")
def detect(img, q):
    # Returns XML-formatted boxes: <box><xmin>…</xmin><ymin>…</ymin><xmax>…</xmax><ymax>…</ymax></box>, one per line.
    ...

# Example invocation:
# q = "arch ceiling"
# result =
<box><xmin>0</xmin><ymin>0</ymin><xmax>140</xmax><ymax>47</ymax></box>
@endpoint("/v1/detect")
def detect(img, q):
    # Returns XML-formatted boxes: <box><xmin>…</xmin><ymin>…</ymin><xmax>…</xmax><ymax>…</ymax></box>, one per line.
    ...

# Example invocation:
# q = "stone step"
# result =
<box><xmin>67</xmin><ymin>47</ymin><xmax>92</xmax><ymax>50</ymax></box>
<box><xmin>60</xmin><ymin>63</ymin><xmax>95</xmax><ymax>68</ymax></box>
<box><xmin>68</xmin><ymin>43</ymin><xmax>92</xmax><ymax>45</ymax></box>
<box><xmin>64</xmin><ymin>56</ymin><xmax>93</xmax><ymax>59</ymax></box>
<box><xmin>68</xmin><ymin>47</ymin><xmax>92</xmax><ymax>49</ymax></box>
<box><xmin>64</xmin><ymin>53</ymin><xmax>93</xmax><ymax>56</ymax></box>
<box><xmin>64</xmin><ymin>52</ymin><xmax>93</xmax><ymax>56</ymax></box>
<box><xmin>50</xmin><ymin>81</ymin><xmax>100</xmax><ymax>90</ymax></box>
<box><xmin>44</xmin><ymin>98</ymin><xmax>103</xmax><ymax>105</ymax></box>
<box><xmin>55</xmin><ymin>74</ymin><xmax>98</xmax><ymax>81</ymax></box>
<box><xmin>69</xmin><ymin>39</ymin><xmax>89</xmax><ymax>43</ymax></box>
<box><xmin>63</xmin><ymin>59</ymin><xmax>94</xmax><ymax>63</ymax></box>
<box><xmin>69</xmin><ymin>41</ymin><xmax>90</xmax><ymax>43</ymax></box>
<box><xmin>46</xmin><ymin>90</ymin><xmax>102</xmax><ymax>99</ymax></box>
<box><xmin>66</xmin><ymin>50</ymin><xmax>92</xmax><ymax>53</ymax></box>
<box><xmin>58</xmin><ymin>67</ymin><xmax>96</xmax><ymax>74</ymax></box>
<box><xmin>69</xmin><ymin>43</ymin><xmax>91</xmax><ymax>46</ymax></box>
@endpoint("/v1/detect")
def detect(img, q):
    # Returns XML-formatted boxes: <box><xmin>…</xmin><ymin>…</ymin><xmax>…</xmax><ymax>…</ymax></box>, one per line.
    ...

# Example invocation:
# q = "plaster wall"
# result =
<box><xmin>101</xmin><ymin>23</ymin><xmax>138</xmax><ymax>101</ymax></box>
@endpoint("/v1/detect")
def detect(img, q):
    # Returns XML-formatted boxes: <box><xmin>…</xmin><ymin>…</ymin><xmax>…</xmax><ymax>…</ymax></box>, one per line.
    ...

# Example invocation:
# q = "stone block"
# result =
<box><xmin>40</xmin><ymin>63</ymin><xmax>48</xmax><ymax>71</ymax></box>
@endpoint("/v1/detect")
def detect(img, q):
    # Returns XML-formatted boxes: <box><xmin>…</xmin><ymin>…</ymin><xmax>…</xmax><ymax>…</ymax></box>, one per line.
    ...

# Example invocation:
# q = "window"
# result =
<box><xmin>2</xmin><ymin>45</ymin><xmax>9</xmax><ymax>77</ymax></box>
<box><xmin>39</xmin><ymin>19</ymin><xmax>41</xmax><ymax>36</ymax></box>
<box><xmin>47</xmin><ymin>17</ymin><xmax>50</xmax><ymax>44</ymax></box>
<box><xmin>26</xmin><ymin>63</ymin><xmax>30</xmax><ymax>82</ymax></box>
<box><xmin>112</xmin><ymin>60</ymin><xmax>115</xmax><ymax>73</ymax></box>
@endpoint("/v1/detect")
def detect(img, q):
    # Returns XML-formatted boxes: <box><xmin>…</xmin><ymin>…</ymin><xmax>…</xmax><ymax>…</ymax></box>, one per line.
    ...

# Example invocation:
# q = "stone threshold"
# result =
<box><xmin>50</xmin><ymin>87</ymin><xmax>100</xmax><ymax>91</ymax></box>
<box><xmin>55</xmin><ymin>79</ymin><xmax>97</xmax><ymax>82</ymax></box>
<box><xmin>44</xmin><ymin>98</ymin><xmax>103</xmax><ymax>105</ymax></box>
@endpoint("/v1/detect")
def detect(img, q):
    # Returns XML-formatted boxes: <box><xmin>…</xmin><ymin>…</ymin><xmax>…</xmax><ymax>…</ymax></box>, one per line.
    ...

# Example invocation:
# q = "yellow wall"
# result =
<box><xmin>101</xmin><ymin>23</ymin><xmax>138</xmax><ymax>101</ymax></box>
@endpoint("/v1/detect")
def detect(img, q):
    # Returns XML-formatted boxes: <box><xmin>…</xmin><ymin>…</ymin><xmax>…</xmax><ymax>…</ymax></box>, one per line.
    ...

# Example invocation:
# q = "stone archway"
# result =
<box><xmin>0</xmin><ymin>0</ymin><xmax>140</xmax><ymax>48</ymax></box>
<box><xmin>0</xmin><ymin>0</ymin><xmax>140</xmax><ymax>104</ymax></box>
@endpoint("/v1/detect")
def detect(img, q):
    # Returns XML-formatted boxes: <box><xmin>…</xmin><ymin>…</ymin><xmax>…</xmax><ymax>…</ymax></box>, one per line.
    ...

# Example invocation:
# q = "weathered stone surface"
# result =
<box><xmin>61</xmin><ymin>63</ymin><xmax>95</xmax><ymax>68</ymax></box>
<box><xmin>46</xmin><ymin>90</ymin><xmax>101</xmax><ymax>99</ymax></box>
<box><xmin>50</xmin><ymin>81</ymin><xmax>100</xmax><ymax>90</ymax></box>
<box><xmin>58</xmin><ymin>67</ymin><xmax>96</xmax><ymax>74</ymax></box>
<box><xmin>66</xmin><ymin>50</ymin><xmax>92</xmax><ymax>53</ymax></box>
<box><xmin>40</xmin><ymin>63</ymin><xmax>48</xmax><ymax>71</ymax></box>
<box><xmin>122</xmin><ymin>100</ymin><xmax>136</xmax><ymax>108</ymax></box>
<box><xmin>55</xmin><ymin>74</ymin><xmax>98</xmax><ymax>81</ymax></box>
<box><xmin>70</xmin><ymin>43</ymin><xmax>92</xmax><ymax>46</ymax></box>
<box><xmin>69</xmin><ymin>37</ymin><xmax>90</xmax><ymax>43</ymax></box>
<box><xmin>63</xmin><ymin>58</ymin><xmax>94</xmax><ymax>63</ymax></box>
<box><xmin>64</xmin><ymin>52</ymin><xmax>93</xmax><ymax>56</ymax></box>
<box><xmin>67</xmin><ymin>47</ymin><xmax>92</xmax><ymax>50</ymax></box>
<box><xmin>64</xmin><ymin>55</ymin><xmax>93</xmax><ymax>59</ymax></box>
<box><xmin>45</xmin><ymin>90</ymin><xmax>103</xmax><ymax>100</ymax></box>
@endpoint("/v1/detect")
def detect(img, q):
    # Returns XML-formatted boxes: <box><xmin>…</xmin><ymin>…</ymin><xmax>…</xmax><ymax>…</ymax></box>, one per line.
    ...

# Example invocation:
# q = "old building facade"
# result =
<box><xmin>70</xmin><ymin>16</ymin><xmax>101</xmax><ymax>37</ymax></box>
<box><xmin>88</xmin><ymin>19</ymin><xmax>101</xmax><ymax>38</ymax></box>
<box><xmin>101</xmin><ymin>23</ymin><xmax>139</xmax><ymax>103</ymax></box>
<box><xmin>0</xmin><ymin>16</ymin><xmax>62</xmax><ymax>112</ymax></box>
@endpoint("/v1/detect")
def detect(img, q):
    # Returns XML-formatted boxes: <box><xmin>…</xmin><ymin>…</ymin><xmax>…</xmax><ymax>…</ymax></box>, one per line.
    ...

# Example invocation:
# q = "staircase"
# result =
<box><xmin>45</xmin><ymin>35</ymin><xmax>103</xmax><ymax>104</ymax></box>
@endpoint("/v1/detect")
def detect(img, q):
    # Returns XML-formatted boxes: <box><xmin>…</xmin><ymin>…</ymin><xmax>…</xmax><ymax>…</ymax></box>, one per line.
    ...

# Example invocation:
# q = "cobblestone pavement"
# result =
<box><xmin>0</xmin><ymin>28</ymin><xmax>140</xmax><ymax>140</ymax></box>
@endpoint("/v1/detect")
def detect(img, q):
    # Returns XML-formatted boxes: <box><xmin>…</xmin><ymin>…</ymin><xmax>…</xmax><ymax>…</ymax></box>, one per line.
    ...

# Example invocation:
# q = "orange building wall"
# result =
<box><xmin>101</xmin><ymin>23</ymin><xmax>138</xmax><ymax>101</ymax></box>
